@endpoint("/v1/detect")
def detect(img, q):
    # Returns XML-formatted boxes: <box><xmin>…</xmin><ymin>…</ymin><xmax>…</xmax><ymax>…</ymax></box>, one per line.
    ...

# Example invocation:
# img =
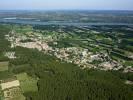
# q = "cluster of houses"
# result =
<box><xmin>5</xmin><ymin>28</ymin><xmax>133</xmax><ymax>72</ymax></box>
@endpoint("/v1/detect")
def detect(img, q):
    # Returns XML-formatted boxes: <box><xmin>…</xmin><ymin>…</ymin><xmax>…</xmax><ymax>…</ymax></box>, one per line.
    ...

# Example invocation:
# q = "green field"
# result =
<box><xmin>16</xmin><ymin>73</ymin><xmax>38</xmax><ymax>93</ymax></box>
<box><xmin>0</xmin><ymin>61</ymin><xmax>9</xmax><ymax>72</ymax></box>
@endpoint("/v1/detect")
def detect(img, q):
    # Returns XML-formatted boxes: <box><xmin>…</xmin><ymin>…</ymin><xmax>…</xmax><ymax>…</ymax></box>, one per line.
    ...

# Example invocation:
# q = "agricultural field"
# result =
<box><xmin>2</xmin><ymin>87</ymin><xmax>25</xmax><ymax>100</ymax></box>
<box><xmin>0</xmin><ymin>61</ymin><xmax>9</xmax><ymax>72</ymax></box>
<box><xmin>0</xmin><ymin>78</ymin><xmax>25</xmax><ymax>100</ymax></box>
<box><xmin>16</xmin><ymin>73</ymin><xmax>38</xmax><ymax>93</ymax></box>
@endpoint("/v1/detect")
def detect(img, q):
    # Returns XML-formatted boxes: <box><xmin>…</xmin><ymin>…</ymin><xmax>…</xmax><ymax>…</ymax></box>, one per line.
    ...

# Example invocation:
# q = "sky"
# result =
<box><xmin>0</xmin><ymin>0</ymin><xmax>133</xmax><ymax>10</ymax></box>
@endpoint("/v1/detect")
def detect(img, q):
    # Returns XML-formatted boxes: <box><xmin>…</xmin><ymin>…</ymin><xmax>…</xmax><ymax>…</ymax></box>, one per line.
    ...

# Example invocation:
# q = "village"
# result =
<box><xmin>4</xmin><ymin>25</ymin><xmax>133</xmax><ymax>72</ymax></box>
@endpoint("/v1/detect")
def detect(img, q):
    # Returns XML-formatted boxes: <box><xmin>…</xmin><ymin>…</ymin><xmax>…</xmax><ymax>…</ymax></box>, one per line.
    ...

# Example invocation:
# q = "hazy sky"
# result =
<box><xmin>0</xmin><ymin>0</ymin><xmax>133</xmax><ymax>10</ymax></box>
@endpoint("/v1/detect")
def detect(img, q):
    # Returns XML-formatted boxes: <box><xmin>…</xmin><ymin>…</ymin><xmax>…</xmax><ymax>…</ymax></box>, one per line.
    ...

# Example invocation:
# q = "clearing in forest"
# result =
<box><xmin>0</xmin><ymin>61</ymin><xmax>9</xmax><ymax>72</ymax></box>
<box><xmin>16</xmin><ymin>73</ymin><xmax>38</xmax><ymax>93</ymax></box>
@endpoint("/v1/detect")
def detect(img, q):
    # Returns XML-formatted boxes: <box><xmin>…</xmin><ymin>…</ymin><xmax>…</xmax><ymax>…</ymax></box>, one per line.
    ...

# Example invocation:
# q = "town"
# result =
<box><xmin>5</xmin><ymin>25</ymin><xmax>133</xmax><ymax>72</ymax></box>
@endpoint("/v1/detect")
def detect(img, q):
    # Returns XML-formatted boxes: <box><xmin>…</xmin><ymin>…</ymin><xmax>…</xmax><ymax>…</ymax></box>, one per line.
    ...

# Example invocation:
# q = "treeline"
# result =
<box><xmin>33</xmin><ymin>25</ymin><xmax>60</xmax><ymax>31</ymax></box>
<box><xmin>0</xmin><ymin>25</ymin><xmax>11</xmax><ymax>61</ymax></box>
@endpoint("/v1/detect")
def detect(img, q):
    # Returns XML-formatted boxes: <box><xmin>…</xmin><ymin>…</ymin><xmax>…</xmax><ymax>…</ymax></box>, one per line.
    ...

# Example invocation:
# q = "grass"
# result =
<box><xmin>14</xmin><ymin>25</ymin><xmax>33</xmax><ymax>34</ymax></box>
<box><xmin>13</xmin><ymin>95</ymin><xmax>26</xmax><ymax>100</ymax></box>
<box><xmin>16</xmin><ymin>73</ymin><xmax>38</xmax><ymax>93</ymax></box>
<box><xmin>0</xmin><ymin>61</ymin><xmax>9</xmax><ymax>72</ymax></box>
<box><xmin>11</xmin><ymin>88</ymin><xmax>26</xmax><ymax>100</ymax></box>
<box><xmin>124</xmin><ymin>61</ymin><xmax>133</xmax><ymax>66</ymax></box>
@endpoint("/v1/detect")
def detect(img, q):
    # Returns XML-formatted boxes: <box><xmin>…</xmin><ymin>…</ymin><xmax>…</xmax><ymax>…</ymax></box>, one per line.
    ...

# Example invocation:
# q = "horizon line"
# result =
<box><xmin>0</xmin><ymin>9</ymin><xmax>133</xmax><ymax>11</ymax></box>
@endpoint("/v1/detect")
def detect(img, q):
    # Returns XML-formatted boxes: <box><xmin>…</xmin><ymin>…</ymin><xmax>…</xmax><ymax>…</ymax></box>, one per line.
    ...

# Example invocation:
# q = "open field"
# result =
<box><xmin>16</xmin><ymin>73</ymin><xmax>38</xmax><ymax>93</ymax></box>
<box><xmin>3</xmin><ymin>87</ymin><xmax>25</xmax><ymax>100</ymax></box>
<box><xmin>1</xmin><ymin>80</ymin><xmax>20</xmax><ymax>90</ymax></box>
<box><xmin>0</xmin><ymin>61</ymin><xmax>9</xmax><ymax>72</ymax></box>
